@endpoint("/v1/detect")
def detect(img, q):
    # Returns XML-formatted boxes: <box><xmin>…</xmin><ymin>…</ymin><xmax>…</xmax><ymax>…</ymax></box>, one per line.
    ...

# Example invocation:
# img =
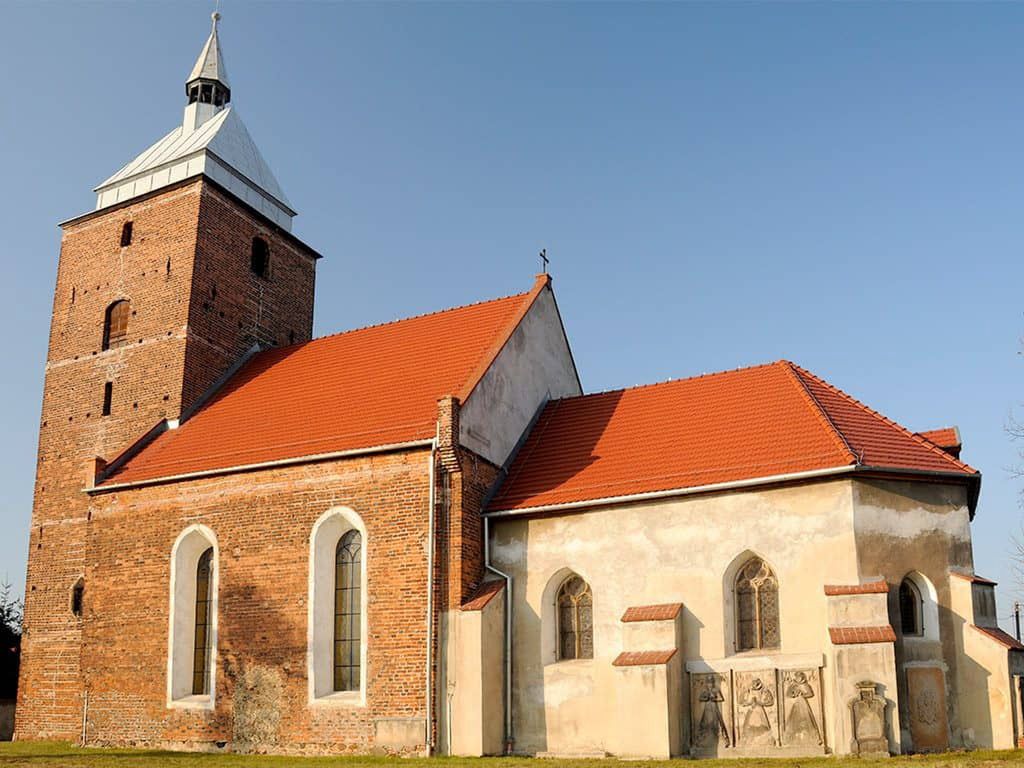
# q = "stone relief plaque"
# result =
<box><xmin>906</xmin><ymin>666</ymin><xmax>949</xmax><ymax>752</ymax></box>
<box><xmin>780</xmin><ymin>668</ymin><xmax>823</xmax><ymax>748</ymax></box>
<box><xmin>849</xmin><ymin>680</ymin><xmax>888</xmax><ymax>757</ymax></box>
<box><xmin>734</xmin><ymin>670</ymin><xmax>778</xmax><ymax>748</ymax></box>
<box><xmin>690</xmin><ymin>672</ymin><xmax>732</xmax><ymax>750</ymax></box>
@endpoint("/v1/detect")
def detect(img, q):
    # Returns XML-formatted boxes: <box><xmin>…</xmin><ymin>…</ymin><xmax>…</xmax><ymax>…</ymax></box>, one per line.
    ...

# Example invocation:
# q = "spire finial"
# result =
<box><xmin>212</xmin><ymin>10</ymin><xmax>221</xmax><ymax>26</ymax></box>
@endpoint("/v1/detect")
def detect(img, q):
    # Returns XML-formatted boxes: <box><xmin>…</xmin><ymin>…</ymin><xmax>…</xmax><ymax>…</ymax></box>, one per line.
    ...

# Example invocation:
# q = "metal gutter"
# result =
<box><xmin>88</xmin><ymin>438</ymin><xmax>435</xmax><ymax>494</ymax></box>
<box><xmin>425</xmin><ymin>435</ymin><xmax>438</xmax><ymax>754</ymax></box>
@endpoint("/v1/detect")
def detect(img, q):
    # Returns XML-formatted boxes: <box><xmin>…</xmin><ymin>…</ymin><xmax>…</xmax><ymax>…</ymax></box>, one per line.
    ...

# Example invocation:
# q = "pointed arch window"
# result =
<box><xmin>557</xmin><ymin>575</ymin><xmax>593</xmax><ymax>660</ymax></box>
<box><xmin>735</xmin><ymin>557</ymin><xmax>780</xmax><ymax>652</ymax></box>
<box><xmin>334</xmin><ymin>530</ymin><xmax>362</xmax><ymax>692</ymax></box>
<box><xmin>191</xmin><ymin>547</ymin><xmax>214</xmax><ymax>695</ymax></box>
<box><xmin>102</xmin><ymin>300</ymin><xmax>130</xmax><ymax>350</ymax></box>
<box><xmin>899</xmin><ymin>578</ymin><xmax>923</xmax><ymax>636</ymax></box>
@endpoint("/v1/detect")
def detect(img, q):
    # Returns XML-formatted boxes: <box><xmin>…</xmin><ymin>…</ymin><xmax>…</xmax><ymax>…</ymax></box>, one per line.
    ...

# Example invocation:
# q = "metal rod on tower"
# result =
<box><xmin>1015</xmin><ymin>602</ymin><xmax>1022</xmax><ymax>643</ymax></box>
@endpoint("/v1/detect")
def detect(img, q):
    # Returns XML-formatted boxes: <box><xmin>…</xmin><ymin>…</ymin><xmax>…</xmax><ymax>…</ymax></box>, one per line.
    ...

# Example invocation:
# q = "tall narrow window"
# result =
<box><xmin>102</xmin><ymin>300</ymin><xmax>130</xmax><ymax>350</ymax></box>
<box><xmin>557</xmin><ymin>574</ymin><xmax>593</xmax><ymax>660</ymax></box>
<box><xmin>120</xmin><ymin>221</ymin><xmax>133</xmax><ymax>247</ymax></box>
<box><xmin>251</xmin><ymin>237</ymin><xmax>270</xmax><ymax>278</ymax></box>
<box><xmin>102</xmin><ymin>382</ymin><xmax>113</xmax><ymax>416</ymax></box>
<box><xmin>71</xmin><ymin>578</ymin><xmax>84</xmax><ymax>617</ymax></box>
<box><xmin>334</xmin><ymin>530</ymin><xmax>362</xmax><ymax>692</ymax></box>
<box><xmin>192</xmin><ymin>547</ymin><xmax>214</xmax><ymax>696</ymax></box>
<box><xmin>735</xmin><ymin>557</ymin><xmax>780</xmax><ymax>652</ymax></box>
<box><xmin>899</xmin><ymin>578</ymin><xmax>923</xmax><ymax>636</ymax></box>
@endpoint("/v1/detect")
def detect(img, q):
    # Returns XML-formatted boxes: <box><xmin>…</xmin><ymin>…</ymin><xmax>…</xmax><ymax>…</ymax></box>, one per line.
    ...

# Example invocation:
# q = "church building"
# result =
<box><xmin>17</xmin><ymin>15</ymin><xmax>1024</xmax><ymax>758</ymax></box>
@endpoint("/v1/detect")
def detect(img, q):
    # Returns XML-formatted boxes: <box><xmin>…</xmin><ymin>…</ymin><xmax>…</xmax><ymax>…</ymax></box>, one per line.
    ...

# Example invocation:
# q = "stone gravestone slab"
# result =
<box><xmin>906</xmin><ymin>666</ymin><xmax>949</xmax><ymax>753</ymax></box>
<box><xmin>690</xmin><ymin>672</ymin><xmax>732</xmax><ymax>754</ymax></box>
<box><xmin>734</xmin><ymin>670</ymin><xmax>778</xmax><ymax>748</ymax></box>
<box><xmin>780</xmin><ymin>668</ymin><xmax>824</xmax><ymax>748</ymax></box>
<box><xmin>850</xmin><ymin>680</ymin><xmax>889</xmax><ymax>757</ymax></box>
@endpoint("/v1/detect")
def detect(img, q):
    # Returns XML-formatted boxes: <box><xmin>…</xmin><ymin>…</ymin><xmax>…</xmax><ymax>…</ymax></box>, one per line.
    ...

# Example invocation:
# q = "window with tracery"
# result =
<box><xmin>735</xmin><ymin>557</ymin><xmax>780</xmax><ymax>652</ymax></box>
<box><xmin>334</xmin><ymin>530</ymin><xmax>362</xmax><ymax>692</ymax></box>
<box><xmin>557</xmin><ymin>575</ymin><xmax>593</xmax><ymax>660</ymax></box>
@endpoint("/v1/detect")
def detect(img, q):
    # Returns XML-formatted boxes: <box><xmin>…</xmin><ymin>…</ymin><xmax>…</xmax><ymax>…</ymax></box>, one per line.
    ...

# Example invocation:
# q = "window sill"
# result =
<box><xmin>168</xmin><ymin>694</ymin><xmax>214</xmax><ymax>711</ymax></box>
<box><xmin>310</xmin><ymin>690</ymin><xmax>365</xmax><ymax>707</ymax></box>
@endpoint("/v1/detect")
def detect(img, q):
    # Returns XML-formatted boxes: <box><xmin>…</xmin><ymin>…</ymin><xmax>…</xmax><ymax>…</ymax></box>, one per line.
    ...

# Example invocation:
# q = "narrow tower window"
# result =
<box><xmin>71</xmin><ymin>579</ymin><xmax>84</xmax><ymax>617</ymax></box>
<box><xmin>192</xmin><ymin>547</ymin><xmax>214</xmax><ymax>696</ymax></box>
<box><xmin>899</xmin><ymin>578</ymin><xmax>923</xmax><ymax>636</ymax></box>
<box><xmin>251</xmin><ymin>237</ymin><xmax>270</xmax><ymax>278</ymax></box>
<box><xmin>334</xmin><ymin>530</ymin><xmax>362</xmax><ymax>692</ymax></box>
<box><xmin>102</xmin><ymin>300</ymin><xmax>130</xmax><ymax>350</ymax></box>
<box><xmin>102</xmin><ymin>382</ymin><xmax>113</xmax><ymax>417</ymax></box>
<box><xmin>120</xmin><ymin>221</ymin><xmax>133</xmax><ymax>247</ymax></box>
<box><xmin>557</xmin><ymin>574</ymin><xmax>594</xmax><ymax>660</ymax></box>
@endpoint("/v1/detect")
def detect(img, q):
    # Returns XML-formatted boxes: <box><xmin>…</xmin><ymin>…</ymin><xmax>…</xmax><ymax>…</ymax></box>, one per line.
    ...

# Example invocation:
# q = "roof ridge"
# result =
<box><xmin>269</xmin><ymin>286</ymin><xmax>533</xmax><ymax>354</ymax></box>
<box><xmin>779</xmin><ymin>361</ymin><xmax>859</xmax><ymax>465</ymax></box>
<box><xmin>541</xmin><ymin>360</ymin><xmax>785</xmax><ymax>404</ymax></box>
<box><xmin>787</xmin><ymin>363</ymin><xmax>978</xmax><ymax>475</ymax></box>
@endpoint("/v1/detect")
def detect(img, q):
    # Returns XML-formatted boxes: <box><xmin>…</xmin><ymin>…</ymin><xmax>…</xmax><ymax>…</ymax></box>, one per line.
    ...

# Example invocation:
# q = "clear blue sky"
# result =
<box><xmin>1</xmin><ymin>2</ymin><xmax>1022</xmax><ymax>626</ymax></box>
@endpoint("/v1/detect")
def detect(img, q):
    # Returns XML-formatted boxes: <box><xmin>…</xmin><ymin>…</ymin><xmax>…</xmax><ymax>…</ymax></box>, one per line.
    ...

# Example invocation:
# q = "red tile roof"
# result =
<box><xmin>612</xmin><ymin>650</ymin><xmax>677</xmax><ymax>667</ymax></box>
<box><xmin>824</xmin><ymin>580</ymin><xmax>889</xmax><ymax>596</ymax></box>
<box><xmin>972</xmin><ymin>625</ymin><xmax>1024</xmax><ymax>652</ymax></box>
<box><xmin>828</xmin><ymin>626</ymin><xmax>897</xmax><ymax>645</ymax></box>
<box><xmin>488</xmin><ymin>361</ymin><xmax>977</xmax><ymax>513</ymax></box>
<box><xmin>102</xmin><ymin>277</ymin><xmax>550</xmax><ymax>487</ymax></box>
<box><xmin>621</xmin><ymin>603</ymin><xmax>683</xmax><ymax>623</ymax></box>
<box><xmin>919</xmin><ymin>427</ymin><xmax>960</xmax><ymax>452</ymax></box>
<box><xmin>462</xmin><ymin>579</ymin><xmax>505</xmax><ymax>611</ymax></box>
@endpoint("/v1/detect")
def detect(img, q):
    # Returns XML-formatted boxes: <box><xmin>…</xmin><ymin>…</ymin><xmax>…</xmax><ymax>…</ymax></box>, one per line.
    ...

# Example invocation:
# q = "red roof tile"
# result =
<box><xmin>462</xmin><ymin>580</ymin><xmax>505</xmax><ymax>611</ymax></box>
<box><xmin>972</xmin><ymin>625</ymin><xmax>1024</xmax><ymax>652</ymax></box>
<box><xmin>612</xmin><ymin>650</ymin><xmax>677</xmax><ymax>667</ymax></box>
<box><xmin>621</xmin><ymin>603</ymin><xmax>683</xmax><ymax>623</ymax></box>
<box><xmin>103</xmin><ymin>278</ymin><xmax>549</xmax><ymax>486</ymax></box>
<box><xmin>951</xmin><ymin>572</ymin><xmax>998</xmax><ymax>586</ymax></box>
<box><xmin>918</xmin><ymin>427</ymin><xmax>960</xmax><ymax>452</ymax></box>
<box><xmin>488</xmin><ymin>361</ymin><xmax>977</xmax><ymax>513</ymax></box>
<box><xmin>824</xmin><ymin>580</ymin><xmax>889</xmax><ymax>596</ymax></box>
<box><xmin>828</xmin><ymin>626</ymin><xmax>897</xmax><ymax>645</ymax></box>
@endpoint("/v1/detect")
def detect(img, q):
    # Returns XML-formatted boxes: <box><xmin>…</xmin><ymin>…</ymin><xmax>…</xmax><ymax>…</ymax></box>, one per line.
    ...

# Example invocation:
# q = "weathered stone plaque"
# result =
<box><xmin>690</xmin><ymin>672</ymin><xmax>732</xmax><ymax>752</ymax></box>
<box><xmin>849</xmin><ymin>680</ymin><xmax>888</xmax><ymax>757</ymax></box>
<box><xmin>906</xmin><ymin>666</ymin><xmax>949</xmax><ymax>752</ymax></box>
<box><xmin>734</xmin><ymin>670</ymin><xmax>778</xmax><ymax>748</ymax></box>
<box><xmin>780</xmin><ymin>668</ymin><xmax>823</xmax><ymax>748</ymax></box>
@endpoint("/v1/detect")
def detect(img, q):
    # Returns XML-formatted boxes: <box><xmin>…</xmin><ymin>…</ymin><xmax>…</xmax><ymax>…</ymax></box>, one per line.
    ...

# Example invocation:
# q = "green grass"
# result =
<box><xmin>0</xmin><ymin>743</ymin><xmax>1022</xmax><ymax>768</ymax></box>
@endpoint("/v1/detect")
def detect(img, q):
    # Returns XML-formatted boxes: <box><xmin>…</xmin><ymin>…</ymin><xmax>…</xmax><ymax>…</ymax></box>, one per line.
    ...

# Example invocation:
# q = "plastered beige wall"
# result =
<box><xmin>490</xmin><ymin>478</ymin><xmax>859</xmax><ymax>755</ymax></box>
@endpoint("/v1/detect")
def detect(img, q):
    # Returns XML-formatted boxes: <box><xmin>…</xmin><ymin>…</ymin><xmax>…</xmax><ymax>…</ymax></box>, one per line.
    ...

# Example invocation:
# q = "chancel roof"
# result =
<box><xmin>488</xmin><ymin>360</ymin><xmax>978</xmax><ymax>513</ymax></box>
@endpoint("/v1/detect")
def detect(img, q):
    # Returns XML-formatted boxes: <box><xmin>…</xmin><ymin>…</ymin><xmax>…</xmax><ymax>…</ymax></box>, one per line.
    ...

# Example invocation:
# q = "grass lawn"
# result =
<box><xmin>0</xmin><ymin>743</ymin><xmax>1022</xmax><ymax>768</ymax></box>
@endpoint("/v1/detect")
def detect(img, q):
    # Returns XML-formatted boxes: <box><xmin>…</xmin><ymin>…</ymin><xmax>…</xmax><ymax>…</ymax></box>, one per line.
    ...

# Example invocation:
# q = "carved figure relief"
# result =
<box><xmin>849</xmin><ymin>680</ymin><xmax>889</xmax><ymax>757</ymax></box>
<box><xmin>782</xmin><ymin>669</ymin><xmax>823</xmax><ymax>747</ymax></box>
<box><xmin>735</xmin><ymin>671</ymin><xmax>777</xmax><ymax>747</ymax></box>
<box><xmin>692</xmin><ymin>673</ymin><xmax>731</xmax><ymax>749</ymax></box>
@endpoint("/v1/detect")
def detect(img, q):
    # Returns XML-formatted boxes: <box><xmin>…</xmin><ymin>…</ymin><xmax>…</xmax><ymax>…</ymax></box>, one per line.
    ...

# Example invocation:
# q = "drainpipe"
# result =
<box><xmin>483</xmin><ymin>515</ymin><xmax>514</xmax><ymax>754</ymax></box>
<box><xmin>425</xmin><ymin>436</ymin><xmax>438</xmax><ymax>755</ymax></box>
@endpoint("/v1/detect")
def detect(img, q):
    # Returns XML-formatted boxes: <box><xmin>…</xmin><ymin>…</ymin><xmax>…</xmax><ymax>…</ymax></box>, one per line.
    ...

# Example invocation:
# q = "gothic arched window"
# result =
<box><xmin>102</xmin><ymin>300</ymin><xmax>130</xmax><ymax>350</ymax></box>
<box><xmin>334</xmin><ymin>530</ymin><xmax>362</xmax><ymax>692</ymax></box>
<box><xmin>557</xmin><ymin>574</ymin><xmax>593</xmax><ymax>661</ymax></box>
<box><xmin>735</xmin><ymin>557</ymin><xmax>780</xmax><ymax>652</ymax></box>
<box><xmin>192</xmin><ymin>547</ymin><xmax>214</xmax><ymax>696</ymax></box>
<box><xmin>250</xmin><ymin>237</ymin><xmax>270</xmax><ymax>278</ymax></box>
<box><xmin>899</xmin><ymin>578</ymin><xmax>923</xmax><ymax>636</ymax></box>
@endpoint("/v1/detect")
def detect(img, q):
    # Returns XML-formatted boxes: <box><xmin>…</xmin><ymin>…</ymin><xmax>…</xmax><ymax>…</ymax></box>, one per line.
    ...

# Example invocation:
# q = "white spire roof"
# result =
<box><xmin>92</xmin><ymin>13</ymin><xmax>295</xmax><ymax>230</ymax></box>
<box><xmin>188</xmin><ymin>12</ymin><xmax>230</xmax><ymax>89</ymax></box>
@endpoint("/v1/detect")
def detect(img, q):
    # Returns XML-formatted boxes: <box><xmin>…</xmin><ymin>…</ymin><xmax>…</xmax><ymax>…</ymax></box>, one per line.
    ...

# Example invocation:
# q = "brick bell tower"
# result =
<box><xmin>17</xmin><ymin>13</ymin><xmax>320</xmax><ymax>739</ymax></box>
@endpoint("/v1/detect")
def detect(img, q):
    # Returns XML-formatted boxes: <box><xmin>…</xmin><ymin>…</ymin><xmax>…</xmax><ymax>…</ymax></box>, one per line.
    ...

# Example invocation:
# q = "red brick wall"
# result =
<box><xmin>81</xmin><ymin>449</ymin><xmax>432</xmax><ymax>752</ymax></box>
<box><xmin>18</xmin><ymin>179</ymin><xmax>317</xmax><ymax>741</ymax></box>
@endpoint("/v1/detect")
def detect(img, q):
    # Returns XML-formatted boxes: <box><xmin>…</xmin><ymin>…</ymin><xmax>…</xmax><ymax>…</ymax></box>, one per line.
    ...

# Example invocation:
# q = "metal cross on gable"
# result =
<box><xmin>539</xmin><ymin>248</ymin><xmax>549</xmax><ymax>274</ymax></box>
